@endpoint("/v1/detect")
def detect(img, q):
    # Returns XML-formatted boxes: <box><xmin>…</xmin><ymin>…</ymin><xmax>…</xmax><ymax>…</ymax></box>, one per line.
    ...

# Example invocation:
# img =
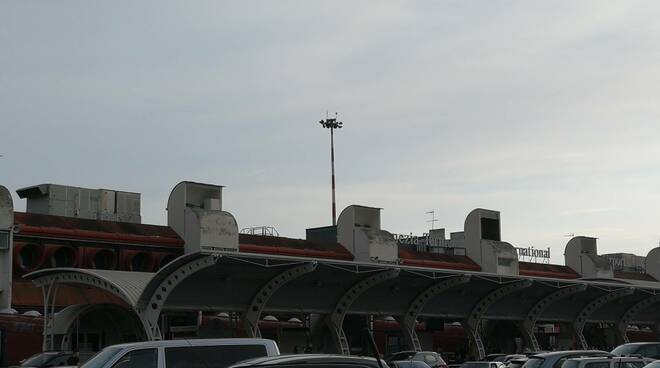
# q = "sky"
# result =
<box><xmin>3</xmin><ymin>1</ymin><xmax>660</xmax><ymax>264</ymax></box>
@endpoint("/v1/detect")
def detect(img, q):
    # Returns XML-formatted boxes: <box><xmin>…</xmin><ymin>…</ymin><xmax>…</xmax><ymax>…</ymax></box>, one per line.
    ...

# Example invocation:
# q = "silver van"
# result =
<box><xmin>80</xmin><ymin>338</ymin><xmax>280</xmax><ymax>368</ymax></box>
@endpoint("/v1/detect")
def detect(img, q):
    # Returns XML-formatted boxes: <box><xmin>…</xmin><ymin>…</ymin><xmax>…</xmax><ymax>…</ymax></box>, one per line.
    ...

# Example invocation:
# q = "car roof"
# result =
<box><xmin>530</xmin><ymin>351</ymin><xmax>610</xmax><ymax>358</ymax></box>
<box><xmin>103</xmin><ymin>338</ymin><xmax>275</xmax><ymax>350</ymax></box>
<box><xmin>231</xmin><ymin>354</ymin><xmax>384</xmax><ymax>367</ymax></box>
<box><xmin>618</xmin><ymin>343</ymin><xmax>660</xmax><ymax>346</ymax></box>
<box><xmin>566</xmin><ymin>357</ymin><xmax>644</xmax><ymax>362</ymax></box>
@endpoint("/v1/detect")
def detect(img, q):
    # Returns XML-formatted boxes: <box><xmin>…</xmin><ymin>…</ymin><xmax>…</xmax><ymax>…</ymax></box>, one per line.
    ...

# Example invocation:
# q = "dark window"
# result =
<box><xmin>621</xmin><ymin>362</ymin><xmax>645</xmax><ymax>368</ymax></box>
<box><xmin>584</xmin><ymin>363</ymin><xmax>610</xmax><ymax>368</ymax></box>
<box><xmin>522</xmin><ymin>357</ymin><xmax>545</xmax><ymax>368</ymax></box>
<box><xmin>480</xmin><ymin>218</ymin><xmax>500</xmax><ymax>241</ymax></box>
<box><xmin>165</xmin><ymin>345</ymin><xmax>267</xmax><ymax>368</ymax></box>
<box><xmin>0</xmin><ymin>231</ymin><xmax>9</xmax><ymax>250</ymax></box>
<box><xmin>638</xmin><ymin>345</ymin><xmax>660</xmax><ymax>359</ymax></box>
<box><xmin>111</xmin><ymin>349</ymin><xmax>157</xmax><ymax>368</ymax></box>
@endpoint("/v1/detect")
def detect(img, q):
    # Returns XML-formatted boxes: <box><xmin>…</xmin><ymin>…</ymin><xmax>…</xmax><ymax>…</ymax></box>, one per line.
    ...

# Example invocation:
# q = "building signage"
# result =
<box><xmin>516</xmin><ymin>246</ymin><xmax>551</xmax><ymax>261</ymax></box>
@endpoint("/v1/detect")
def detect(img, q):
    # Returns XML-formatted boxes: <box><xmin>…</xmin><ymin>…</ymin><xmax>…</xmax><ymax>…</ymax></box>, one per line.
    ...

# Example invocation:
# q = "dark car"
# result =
<box><xmin>386</xmin><ymin>351</ymin><xmax>448</xmax><ymax>368</ymax></box>
<box><xmin>612</xmin><ymin>343</ymin><xmax>660</xmax><ymax>360</ymax></box>
<box><xmin>230</xmin><ymin>354</ymin><xmax>389</xmax><ymax>368</ymax></box>
<box><xmin>15</xmin><ymin>352</ymin><xmax>93</xmax><ymax>368</ymax></box>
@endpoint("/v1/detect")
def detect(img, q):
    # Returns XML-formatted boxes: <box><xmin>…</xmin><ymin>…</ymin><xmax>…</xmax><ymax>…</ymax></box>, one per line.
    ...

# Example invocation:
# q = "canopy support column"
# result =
<box><xmin>327</xmin><ymin>268</ymin><xmax>400</xmax><ymax>355</ymax></box>
<box><xmin>399</xmin><ymin>275</ymin><xmax>471</xmax><ymax>351</ymax></box>
<box><xmin>616</xmin><ymin>294</ymin><xmax>660</xmax><ymax>344</ymax></box>
<box><xmin>465</xmin><ymin>279</ymin><xmax>532</xmax><ymax>360</ymax></box>
<box><xmin>139</xmin><ymin>255</ymin><xmax>218</xmax><ymax>340</ymax></box>
<box><xmin>244</xmin><ymin>262</ymin><xmax>318</xmax><ymax>337</ymax></box>
<box><xmin>41</xmin><ymin>280</ymin><xmax>59</xmax><ymax>352</ymax></box>
<box><xmin>521</xmin><ymin>284</ymin><xmax>587</xmax><ymax>351</ymax></box>
<box><xmin>573</xmin><ymin>288</ymin><xmax>634</xmax><ymax>349</ymax></box>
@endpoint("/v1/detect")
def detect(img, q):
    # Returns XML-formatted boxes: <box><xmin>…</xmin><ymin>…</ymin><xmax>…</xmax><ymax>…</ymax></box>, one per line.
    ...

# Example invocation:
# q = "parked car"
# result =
<box><xmin>386</xmin><ymin>351</ymin><xmax>448</xmax><ymax>368</ymax></box>
<box><xmin>229</xmin><ymin>354</ymin><xmax>389</xmax><ymax>368</ymax></box>
<box><xmin>522</xmin><ymin>351</ymin><xmax>613</xmax><ymax>368</ymax></box>
<box><xmin>15</xmin><ymin>352</ymin><xmax>94</xmax><ymax>368</ymax></box>
<box><xmin>612</xmin><ymin>343</ymin><xmax>660</xmax><ymax>360</ymax></box>
<box><xmin>390</xmin><ymin>361</ymin><xmax>431</xmax><ymax>368</ymax></box>
<box><xmin>561</xmin><ymin>356</ymin><xmax>649</xmax><ymax>368</ymax></box>
<box><xmin>503</xmin><ymin>356</ymin><xmax>528</xmax><ymax>364</ymax></box>
<box><xmin>642</xmin><ymin>361</ymin><xmax>660</xmax><ymax>368</ymax></box>
<box><xmin>506</xmin><ymin>358</ymin><xmax>529</xmax><ymax>368</ymax></box>
<box><xmin>460</xmin><ymin>361</ymin><xmax>505</xmax><ymax>368</ymax></box>
<box><xmin>485</xmin><ymin>356</ymin><xmax>508</xmax><ymax>363</ymax></box>
<box><xmin>80</xmin><ymin>338</ymin><xmax>280</xmax><ymax>368</ymax></box>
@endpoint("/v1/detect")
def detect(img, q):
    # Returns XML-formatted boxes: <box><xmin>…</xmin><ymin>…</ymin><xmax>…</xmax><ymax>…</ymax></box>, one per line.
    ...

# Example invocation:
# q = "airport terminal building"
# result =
<box><xmin>0</xmin><ymin>181</ymin><xmax>660</xmax><ymax>364</ymax></box>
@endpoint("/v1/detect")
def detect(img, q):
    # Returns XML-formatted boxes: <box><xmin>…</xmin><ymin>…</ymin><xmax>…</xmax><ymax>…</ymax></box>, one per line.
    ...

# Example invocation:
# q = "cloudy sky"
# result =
<box><xmin>3</xmin><ymin>1</ymin><xmax>660</xmax><ymax>263</ymax></box>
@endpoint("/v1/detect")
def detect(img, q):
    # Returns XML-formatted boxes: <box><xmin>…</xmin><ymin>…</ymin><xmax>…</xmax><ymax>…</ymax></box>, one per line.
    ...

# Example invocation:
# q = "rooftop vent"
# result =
<box><xmin>16</xmin><ymin>184</ymin><xmax>141</xmax><ymax>223</ymax></box>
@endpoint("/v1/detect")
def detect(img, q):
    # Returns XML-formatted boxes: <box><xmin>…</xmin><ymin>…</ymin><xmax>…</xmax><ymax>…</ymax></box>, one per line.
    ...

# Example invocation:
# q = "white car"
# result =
<box><xmin>80</xmin><ymin>338</ymin><xmax>280</xmax><ymax>368</ymax></box>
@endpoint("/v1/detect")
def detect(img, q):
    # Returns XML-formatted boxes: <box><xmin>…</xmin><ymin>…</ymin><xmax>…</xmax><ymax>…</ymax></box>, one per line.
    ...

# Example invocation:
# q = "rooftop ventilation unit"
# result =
<box><xmin>16</xmin><ymin>184</ymin><xmax>141</xmax><ymax>223</ymax></box>
<box><xmin>167</xmin><ymin>181</ymin><xmax>238</xmax><ymax>254</ymax></box>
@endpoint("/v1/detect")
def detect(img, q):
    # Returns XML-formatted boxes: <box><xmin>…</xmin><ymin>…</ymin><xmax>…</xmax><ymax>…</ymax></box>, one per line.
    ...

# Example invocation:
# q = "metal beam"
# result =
<box><xmin>465</xmin><ymin>279</ymin><xmax>533</xmax><ymax>360</ymax></box>
<box><xmin>244</xmin><ymin>262</ymin><xmax>318</xmax><ymax>337</ymax></box>
<box><xmin>574</xmin><ymin>288</ymin><xmax>634</xmax><ymax>349</ymax></box>
<box><xmin>616</xmin><ymin>294</ymin><xmax>660</xmax><ymax>344</ymax></box>
<box><xmin>521</xmin><ymin>284</ymin><xmax>587</xmax><ymax>351</ymax></box>
<box><xmin>327</xmin><ymin>268</ymin><xmax>400</xmax><ymax>355</ymax></box>
<box><xmin>400</xmin><ymin>275</ymin><xmax>471</xmax><ymax>352</ymax></box>
<box><xmin>139</xmin><ymin>255</ymin><xmax>217</xmax><ymax>340</ymax></box>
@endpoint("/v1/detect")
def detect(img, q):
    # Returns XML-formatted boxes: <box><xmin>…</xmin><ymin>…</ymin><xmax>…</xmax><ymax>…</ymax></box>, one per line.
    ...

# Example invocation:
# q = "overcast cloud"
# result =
<box><xmin>3</xmin><ymin>1</ymin><xmax>660</xmax><ymax>263</ymax></box>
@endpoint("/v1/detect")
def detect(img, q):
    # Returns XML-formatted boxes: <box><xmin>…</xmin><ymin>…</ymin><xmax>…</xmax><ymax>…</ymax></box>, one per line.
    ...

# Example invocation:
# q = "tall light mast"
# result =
<box><xmin>319</xmin><ymin>113</ymin><xmax>343</xmax><ymax>226</ymax></box>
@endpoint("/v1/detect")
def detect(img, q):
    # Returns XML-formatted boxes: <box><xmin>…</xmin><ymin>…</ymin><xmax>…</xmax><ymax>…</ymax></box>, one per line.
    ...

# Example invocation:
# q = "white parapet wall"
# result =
<box><xmin>564</xmin><ymin>236</ymin><xmax>613</xmax><ymax>278</ymax></box>
<box><xmin>167</xmin><ymin>181</ymin><xmax>238</xmax><ymax>254</ymax></box>
<box><xmin>461</xmin><ymin>209</ymin><xmax>519</xmax><ymax>275</ymax></box>
<box><xmin>337</xmin><ymin>205</ymin><xmax>398</xmax><ymax>264</ymax></box>
<box><xmin>645</xmin><ymin>248</ymin><xmax>660</xmax><ymax>280</ymax></box>
<box><xmin>0</xmin><ymin>186</ymin><xmax>13</xmax><ymax>312</ymax></box>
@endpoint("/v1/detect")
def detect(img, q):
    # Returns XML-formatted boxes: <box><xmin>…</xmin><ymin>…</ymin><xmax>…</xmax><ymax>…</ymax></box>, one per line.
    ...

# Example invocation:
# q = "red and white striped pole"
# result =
<box><xmin>330</xmin><ymin>127</ymin><xmax>336</xmax><ymax>226</ymax></box>
<box><xmin>319</xmin><ymin>115</ymin><xmax>343</xmax><ymax>226</ymax></box>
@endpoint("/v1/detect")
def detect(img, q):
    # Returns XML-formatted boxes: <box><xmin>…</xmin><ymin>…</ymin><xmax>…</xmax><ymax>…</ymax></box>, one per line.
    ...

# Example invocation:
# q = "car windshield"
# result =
<box><xmin>21</xmin><ymin>353</ymin><xmax>64</xmax><ymax>367</ymax></box>
<box><xmin>80</xmin><ymin>347</ymin><xmax>123</xmax><ymax>368</ymax></box>
<box><xmin>612</xmin><ymin>345</ymin><xmax>640</xmax><ymax>356</ymax></box>
<box><xmin>522</xmin><ymin>357</ymin><xmax>545</xmax><ymax>368</ymax></box>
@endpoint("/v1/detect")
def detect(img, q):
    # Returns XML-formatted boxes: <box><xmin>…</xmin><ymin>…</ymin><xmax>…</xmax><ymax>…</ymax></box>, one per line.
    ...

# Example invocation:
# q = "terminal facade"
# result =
<box><xmin>0</xmin><ymin>181</ymin><xmax>659</xmax><ymax>364</ymax></box>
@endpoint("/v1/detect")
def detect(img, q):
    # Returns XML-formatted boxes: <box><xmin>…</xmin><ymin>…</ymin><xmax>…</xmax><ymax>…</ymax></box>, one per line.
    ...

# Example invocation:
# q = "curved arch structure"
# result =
<box><xmin>616</xmin><ymin>294</ymin><xmax>660</xmax><ymax>344</ymax></box>
<box><xmin>465</xmin><ymin>279</ymin><xmax>533</xmax><ymax>360</ymax></box>
<box><xmin>139</xmin><ymin>254</ymin><xmax>218</xmax><ymax>339</ymax></box>
<box><xmin>400</xmin><ymin>275</ymin><xmax>471</xmax><ymax>351</ymax></box>
<box><xmin>573</xmin><ymin>287</ymin><xmax>634</xmax><ymax>349</ymax></box>
<box><xmin>328</xmin><ymin>268</ymin><xmax>400</xmax><ymax>355</ymax></box>
<box><xmin>521</xmin><ymin>284</ymin><xmax>587</xmax><ymax>351</ymax></box>
<box><xmin>27</xmin><ymin>268</ymin><xmax>156</xmax><ymax>345</ymax></box>
<box><xmin>244</xmin><ymin>262</ymin><xmax>318</xmax><ymax>337</ymax></box>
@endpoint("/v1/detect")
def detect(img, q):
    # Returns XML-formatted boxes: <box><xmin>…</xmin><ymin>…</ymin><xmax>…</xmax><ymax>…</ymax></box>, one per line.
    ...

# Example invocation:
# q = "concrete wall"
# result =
<box><xmin>0</xmin><ymin>186</ymin><xmax>13</xmax><ymax>312</ymax></box>
<box><xmin>460</xmin><ymin>209</ymin><xmax>519</xmax><ymax>275</ymax></box>
<box><xmin>564</xmin><ymin>237</ymin><xmax>613</xmax><ymax>278</ymax></box>
<box><xmin>167</xmin><ymin>181</ymin><xmax>238</xmax><ymax>254</ymax></box>
<box><xmin>337</xmin><ymin>205</ymin><xmax>398</xmax><ymax>264</ymax></box>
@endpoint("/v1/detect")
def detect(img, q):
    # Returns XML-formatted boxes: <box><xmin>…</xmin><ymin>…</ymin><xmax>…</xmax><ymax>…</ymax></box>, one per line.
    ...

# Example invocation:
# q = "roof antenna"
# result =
<box><xmin>426</xmin><ymin>210</ymin><xmax>438</xmax><ymax>230</ymax></box>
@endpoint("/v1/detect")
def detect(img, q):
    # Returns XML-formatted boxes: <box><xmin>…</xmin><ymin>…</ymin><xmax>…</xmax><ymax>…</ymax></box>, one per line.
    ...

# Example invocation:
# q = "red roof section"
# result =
<box><xmin>398</xmin><ymin>248</ymin><xmax>481</xmax><ymax>271</ymax></box>
<box><xmin>519</xmin><ymin>262</ymin><xmax>580</xmax><ymax>279</ymax></box>
<box><xmin>614</xmin><ymin>270</ymin><xmax>658</xmax><ymax>282</ymax></box>
<box><xmin>14</xmin><ymin>212</ymin><xmax>183</xmax><ymax>247</ymax></box>
<box><xmin>238</xmin><ymin>234</ymin><xmax>353</xmax><ymax>261</ymax></box>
